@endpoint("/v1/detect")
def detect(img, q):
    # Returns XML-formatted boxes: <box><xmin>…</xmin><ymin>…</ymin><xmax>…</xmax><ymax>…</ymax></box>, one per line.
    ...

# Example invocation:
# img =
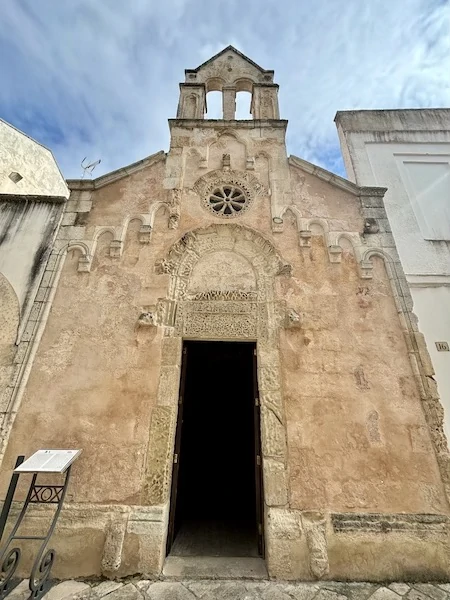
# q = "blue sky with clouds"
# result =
<box><xmin>1</xmin><ymin>0</ymin><xmax>449</xmax><ymax>179</ymax></box>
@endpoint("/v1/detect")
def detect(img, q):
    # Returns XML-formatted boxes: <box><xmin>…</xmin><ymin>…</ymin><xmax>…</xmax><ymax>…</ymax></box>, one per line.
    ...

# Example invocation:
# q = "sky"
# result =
<box><xmin>1</xmin><ymin>0</ymin><xmax>449</xmax><ymax>179</ymax></box>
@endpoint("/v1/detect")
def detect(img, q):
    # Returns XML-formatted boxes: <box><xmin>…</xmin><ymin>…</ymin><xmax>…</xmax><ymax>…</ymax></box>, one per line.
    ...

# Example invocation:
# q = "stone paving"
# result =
<box><xmin>8</xmin><ymin>578</ymin><xmax>450</xmax><ymax>600</ymax></box>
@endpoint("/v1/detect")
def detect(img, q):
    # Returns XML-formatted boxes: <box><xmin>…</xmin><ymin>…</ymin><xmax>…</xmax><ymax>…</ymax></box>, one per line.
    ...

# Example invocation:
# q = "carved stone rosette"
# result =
<box><xmin>193</xmin><ymin>169</ymin><xmax>268</xmax><ymax>218</ymax></box>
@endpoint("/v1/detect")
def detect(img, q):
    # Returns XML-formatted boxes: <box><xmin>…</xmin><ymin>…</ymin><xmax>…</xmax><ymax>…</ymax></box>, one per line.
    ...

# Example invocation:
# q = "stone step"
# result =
<box><xmin>162</xmin><ymin>556</ymin><xmax>268</xmax><ymax>579</ymax></box>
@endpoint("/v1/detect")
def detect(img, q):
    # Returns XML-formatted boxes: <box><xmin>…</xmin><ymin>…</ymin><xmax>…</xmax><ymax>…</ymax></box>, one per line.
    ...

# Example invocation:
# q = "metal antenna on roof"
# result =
<box><xmin>81</xmin><ymin>157</ymin><xmax>101</xmax><ymax>179</ymax></box>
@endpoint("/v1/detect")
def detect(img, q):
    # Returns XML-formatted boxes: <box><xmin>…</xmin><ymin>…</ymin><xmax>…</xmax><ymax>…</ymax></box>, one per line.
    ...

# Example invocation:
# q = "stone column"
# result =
<box><xmin>252</xmin><ymin>84</ymin><xmax>280</xmax><ymax>120</ymax></box>
<box><xmin>222</xmin><ymin>86</ymin><xmax>236</xmax><ymax>120</ymax></box>
<box><xmin>176</xmin><ymin>84</ymin><xmax>206</xmax><ymax>119</ymax></box>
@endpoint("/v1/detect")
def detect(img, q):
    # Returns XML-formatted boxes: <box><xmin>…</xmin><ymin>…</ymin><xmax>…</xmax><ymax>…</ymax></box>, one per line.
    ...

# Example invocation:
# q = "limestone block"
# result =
<box><xmin>144</xmin><ymin>406</ymin><xmax>176</xmax><ymax>505</ymax></box>
<box><xmin>313</xmin><ymin>591</ymin><xmax>346</xmax><ymax>600</ymax></box>
<box><xmin>147</xmin><ymin>582</ymin><xmax>195</xmax><ymax>600</ymax></box>
<box><xmin>265</xmin><ymin>531</ymin><xmax>310</xmax><ymax>581</ymax></box>
<box><xmin>134</xmin><ymin>582</ymin><xmax>152</xmax><ymax>593</ymax></box>
<box><xmin>260</xmin><ymin>390</ymin><xmax>283</xmax><ymax>414</ymax></box>
<box><xmin>160</xmin><ymin>337</ymin><xmax>182</xmax><ymax>366</ymax></box>
<box><xmin>259</xmin><ymin>367</ymin><xmax>281</xmax><ymax>392</ymax></box>
<box><xmin>0</xmin><ymin>386</ymin><xmax>14</xmax><ymax>412</ymax></box>
<box><xmin>91</xmin><ymin>582</ymin><xmax>123</xmax><ymax>598</ymax></box>
<box><xmin>76</xmin><ymin>199</ymin><xmax>93</xmax><ymax>213</ymax></box>
<box><xmin>58</xmin><ymin>226</ymin><xmax>85</xmax><ymax>240</ymax></box>
<box><xmin>263</xmin><ymin>459</ymin><xmax>288</xmax><ymax>506</ymax></box>
<box><xmin>101</xmin><ymin>514</ymin><xmax>128</xmax><ymax>574</ymax></box>
<box><xmin>267</xmin><ymin>508</ymin><xmax>302</xmax><ymax>540</ymax></box>
<box><xmin>412</xmin><ymin>584</ymin><xmax>448</xmax><ymax>600</ymax></box>
<box><xmin>302</xmin><ymin>512</ymin><xmax>329</xmax><ymax>580</ymax></box>
<box><xmin>369</xmin><ymin>589</ymin><xmax>405</xmax><ymax>600</ymax></box>
<box><xmin>388</xmin><ymin>583</ymin><xmax>410</xmax><ymax>595</ymax></box>
<box><xmin>35</xmin><ymin>287</ymin><xmax>49</xmax><ymax>302</ymax></box>
<box><xmin>281</xmin><ymin>583</ymin><xmax>319</xmax><ymax>600</ymax></box>
<box><xmin>61</xmin><ymin>213</ymin><xmax>77</xmax><ymax>226</ymax></box>
<box><xmin>261</xmin><ymin>586</ymin><xmax>293</xmax><ymax>600</ymax></box>
<box><xmin>40</xmin><ymin>271</ymin><xmax>53</xmax><ymax>288</ymax></box>
<box><xmin>413</xmin><ymin>332</ymin><xmax>435</xmax><ymax>377</ymax></box>
<box><xmin>261</xmin><ymin>405</ymin><xmax>287</xmax><ymax>458</ymax></box>
<box><xmin>101</xmin><ymin>584</ymin><xmax>142</xmax><ymax>600</ymax></box>
<box><xmin>20</xmin><ymin>320</ymin><xmax>36</xmax><ymax>342</ymax></box>
<box><xmin>157</xmin><ymin>366</ymin><xmax>181</xmax><ymax>406</ymax></box>
<box><xmin>43</xmin><ymin>581</ymin><xmax>91</xmax><ymax>600</ymax></box>
<box><xmin>125</xmin><ymin>510</ymin><xmax>167</xmax><ymax>575</ymax></box>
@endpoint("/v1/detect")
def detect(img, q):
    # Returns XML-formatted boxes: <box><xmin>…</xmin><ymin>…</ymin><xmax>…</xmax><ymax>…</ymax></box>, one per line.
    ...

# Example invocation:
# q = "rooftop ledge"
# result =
<box><xmin>169</xmin><ymin>119</ymin><xmax>288</xmax><ymax>129</ymax></box>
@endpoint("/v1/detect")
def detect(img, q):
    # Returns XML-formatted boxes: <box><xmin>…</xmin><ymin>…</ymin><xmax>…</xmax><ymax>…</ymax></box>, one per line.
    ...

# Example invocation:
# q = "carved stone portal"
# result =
<box><xmin>144</xmin><ymin>224</ymin><xmax>291</xmax><ymax>568</ymax></box>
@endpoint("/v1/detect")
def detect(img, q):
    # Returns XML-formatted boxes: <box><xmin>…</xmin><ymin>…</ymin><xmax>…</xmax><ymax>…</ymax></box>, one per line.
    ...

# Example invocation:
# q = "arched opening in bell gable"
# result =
<box><xmin>235</xmin><ymin>91</ymin><xmax>252</xmax><ymax>120</ymax></box>
<box><xmin>205</xmin><ymin>91</ymin><xmax>223</xmax><ymax>119</ymax></box>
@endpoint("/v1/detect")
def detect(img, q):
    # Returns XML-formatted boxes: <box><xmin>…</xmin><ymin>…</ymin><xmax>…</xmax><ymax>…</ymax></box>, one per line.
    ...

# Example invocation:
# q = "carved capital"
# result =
<box><xmin>360</xmin><ymin>260</ymin><xmax>374</xmax><ymax>279</ymax></box>
<box><xmin>299</xmin><ymin>230</ymin><xmax>312</xmax><ymax>247</ymax></box>
<box><xmin>77</xmin><ymin>255</ymin><xmax>92</xmax><ymax>272</ymax></box>
<box><xmin>109</xmin><ymin>240</ymin><xmax>123</xmax><ymax>258</ymax></box>
<box><xmin>328</xmin><ymin>245</ymin><xmax>342</xmax><ymax>264</ymax></box>
<box><xmin>139</xmin><ymin>224</ymin><xmax>152</xmax><ymax>243</ymax></box>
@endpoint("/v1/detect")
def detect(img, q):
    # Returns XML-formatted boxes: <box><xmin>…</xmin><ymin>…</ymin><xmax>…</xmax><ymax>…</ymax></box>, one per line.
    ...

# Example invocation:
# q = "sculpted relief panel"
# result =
<box><xmin>188</xmin><ymin>250</ymin><xmax>257</xmax><ymax>293</ymax></box>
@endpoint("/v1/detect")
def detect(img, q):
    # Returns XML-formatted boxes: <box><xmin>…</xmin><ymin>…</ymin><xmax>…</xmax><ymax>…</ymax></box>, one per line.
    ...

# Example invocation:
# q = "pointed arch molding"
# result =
<box><xmin>145</xmin><ymin>224</ymin><xmax>292</xmax><ymax>555</ymax></box>
<box><xmin>155</xmin><ymin>223</ymin><xmax>290</xmax><ymax>298</ymax></box>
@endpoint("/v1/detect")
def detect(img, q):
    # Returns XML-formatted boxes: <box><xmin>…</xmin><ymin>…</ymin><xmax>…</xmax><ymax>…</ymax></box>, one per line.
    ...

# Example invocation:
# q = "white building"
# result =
<box><xmin>0</xmin><ymin>118</ymin><xmax>68</xmax><ymax>197</ymax></box>
<box><xmin>0</xmin><ymin>118</ymin><xmax>69</xmax><ymax>346</ymax></box>
<box><xmin>336</xmin><ymin>109</ymin><xmax>450</xmax><ymax>438</ymax></box>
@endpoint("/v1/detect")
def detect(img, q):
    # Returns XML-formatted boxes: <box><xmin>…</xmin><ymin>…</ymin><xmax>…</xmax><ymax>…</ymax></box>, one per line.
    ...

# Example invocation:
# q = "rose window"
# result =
<box><xmin>207</xmin><ymin>186</ymin><xmax>248</xmax><ymax>217</ymax></box>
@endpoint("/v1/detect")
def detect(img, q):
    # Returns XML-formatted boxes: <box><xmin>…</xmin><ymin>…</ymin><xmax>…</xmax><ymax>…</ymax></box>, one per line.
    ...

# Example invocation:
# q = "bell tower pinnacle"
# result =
<box><xmin>176</xmin><ymin>45</ymin><xmax>280</xmax><ymax>121</ymax></box>
<box><xmin>166</xmin><ymin>46</ymin><xmax>290</xmax><ymax>230</ymax></box>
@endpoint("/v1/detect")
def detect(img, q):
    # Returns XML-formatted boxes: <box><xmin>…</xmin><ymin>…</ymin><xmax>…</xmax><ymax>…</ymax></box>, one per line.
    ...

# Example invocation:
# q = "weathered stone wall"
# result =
<box><xmin>0</xmin><ymin>159</ymin><xmax>167</xmax><ymax>504</ymax></box>
<box><xmin>0</xmin><ymin>195</ymin><xmax>65</xmax><ymax>462</ymax></box>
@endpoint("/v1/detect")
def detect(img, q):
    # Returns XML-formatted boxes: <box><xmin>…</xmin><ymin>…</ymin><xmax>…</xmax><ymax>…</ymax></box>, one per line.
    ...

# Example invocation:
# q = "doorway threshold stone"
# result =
<box><xmin>163</xmin><ymin>556</ymin><xmax>268</xmax><ymax>579</ymax></box>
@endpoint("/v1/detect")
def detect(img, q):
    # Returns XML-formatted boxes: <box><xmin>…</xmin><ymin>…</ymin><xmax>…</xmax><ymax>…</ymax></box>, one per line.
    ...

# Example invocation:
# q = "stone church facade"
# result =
<box><xmin>1</xmin><ymin>47</ymin><xmax>450</xmax><ymax>581</ymax></box>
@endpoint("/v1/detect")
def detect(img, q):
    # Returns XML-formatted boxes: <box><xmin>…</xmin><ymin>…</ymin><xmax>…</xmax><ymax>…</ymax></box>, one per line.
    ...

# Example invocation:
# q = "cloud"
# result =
<box><xmin>1</xmin><ymin>0</ymin><xmax>449</xmax><ymax>178</ymax></box>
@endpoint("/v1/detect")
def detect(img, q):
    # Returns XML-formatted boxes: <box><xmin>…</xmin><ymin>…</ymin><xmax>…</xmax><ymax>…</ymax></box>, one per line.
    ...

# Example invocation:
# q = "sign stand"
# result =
<box><xmin>0</xmin><ymin>450</ymin><xmax>81</xmax><ymax>600</ymax></box>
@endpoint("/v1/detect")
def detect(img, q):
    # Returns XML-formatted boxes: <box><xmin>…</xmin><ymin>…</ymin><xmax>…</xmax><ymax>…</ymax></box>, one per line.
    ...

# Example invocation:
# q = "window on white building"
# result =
<box><xmin>398</xmin><ymin>156</ymin><xmax>450</xmax><ymax>240</ymax></box>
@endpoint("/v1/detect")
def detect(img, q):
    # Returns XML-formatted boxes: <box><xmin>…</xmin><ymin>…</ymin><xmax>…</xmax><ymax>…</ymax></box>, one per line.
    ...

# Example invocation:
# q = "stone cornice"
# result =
<box><xmin>168</xmin><ymin>119</ymin><xmax>288</xmax><ymax>130</ymax></box>
<box><xmin>0</xmin><ymin>193</ymin><xmax>67</xmax><ymax>204</ymax></box>
<box><xmin>335</xmin><ymin>108</ymin><xmax>450</xmax><ymax>133</ymax></box>
<box><xmin>288</xmin><ymin>155</ymin><xmax>387</xmax><ymax>198</ymax></box>
<box><xmin>186</xmin><ymin>45</ymin><xmax>273</xmax><ymax>77</ymax></box>
<box><xmin>67</xmin><ymin>150</ymin><xmax>166</xmax><ymax>191</ymax></box>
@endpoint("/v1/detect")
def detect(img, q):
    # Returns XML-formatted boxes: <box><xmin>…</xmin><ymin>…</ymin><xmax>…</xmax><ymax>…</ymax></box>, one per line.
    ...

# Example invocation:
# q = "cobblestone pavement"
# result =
<box><xmin>8</xmin><ymin>579</ymin><xmax>450</xmax><ymax>600</ymax></box>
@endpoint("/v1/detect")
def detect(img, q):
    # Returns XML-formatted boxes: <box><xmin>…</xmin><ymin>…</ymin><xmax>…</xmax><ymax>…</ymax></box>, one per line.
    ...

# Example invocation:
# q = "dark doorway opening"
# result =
<box><xmin>167</xmin><ymin>341</ymin><xmax>264</xmax><ymax>558</ymax></box>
